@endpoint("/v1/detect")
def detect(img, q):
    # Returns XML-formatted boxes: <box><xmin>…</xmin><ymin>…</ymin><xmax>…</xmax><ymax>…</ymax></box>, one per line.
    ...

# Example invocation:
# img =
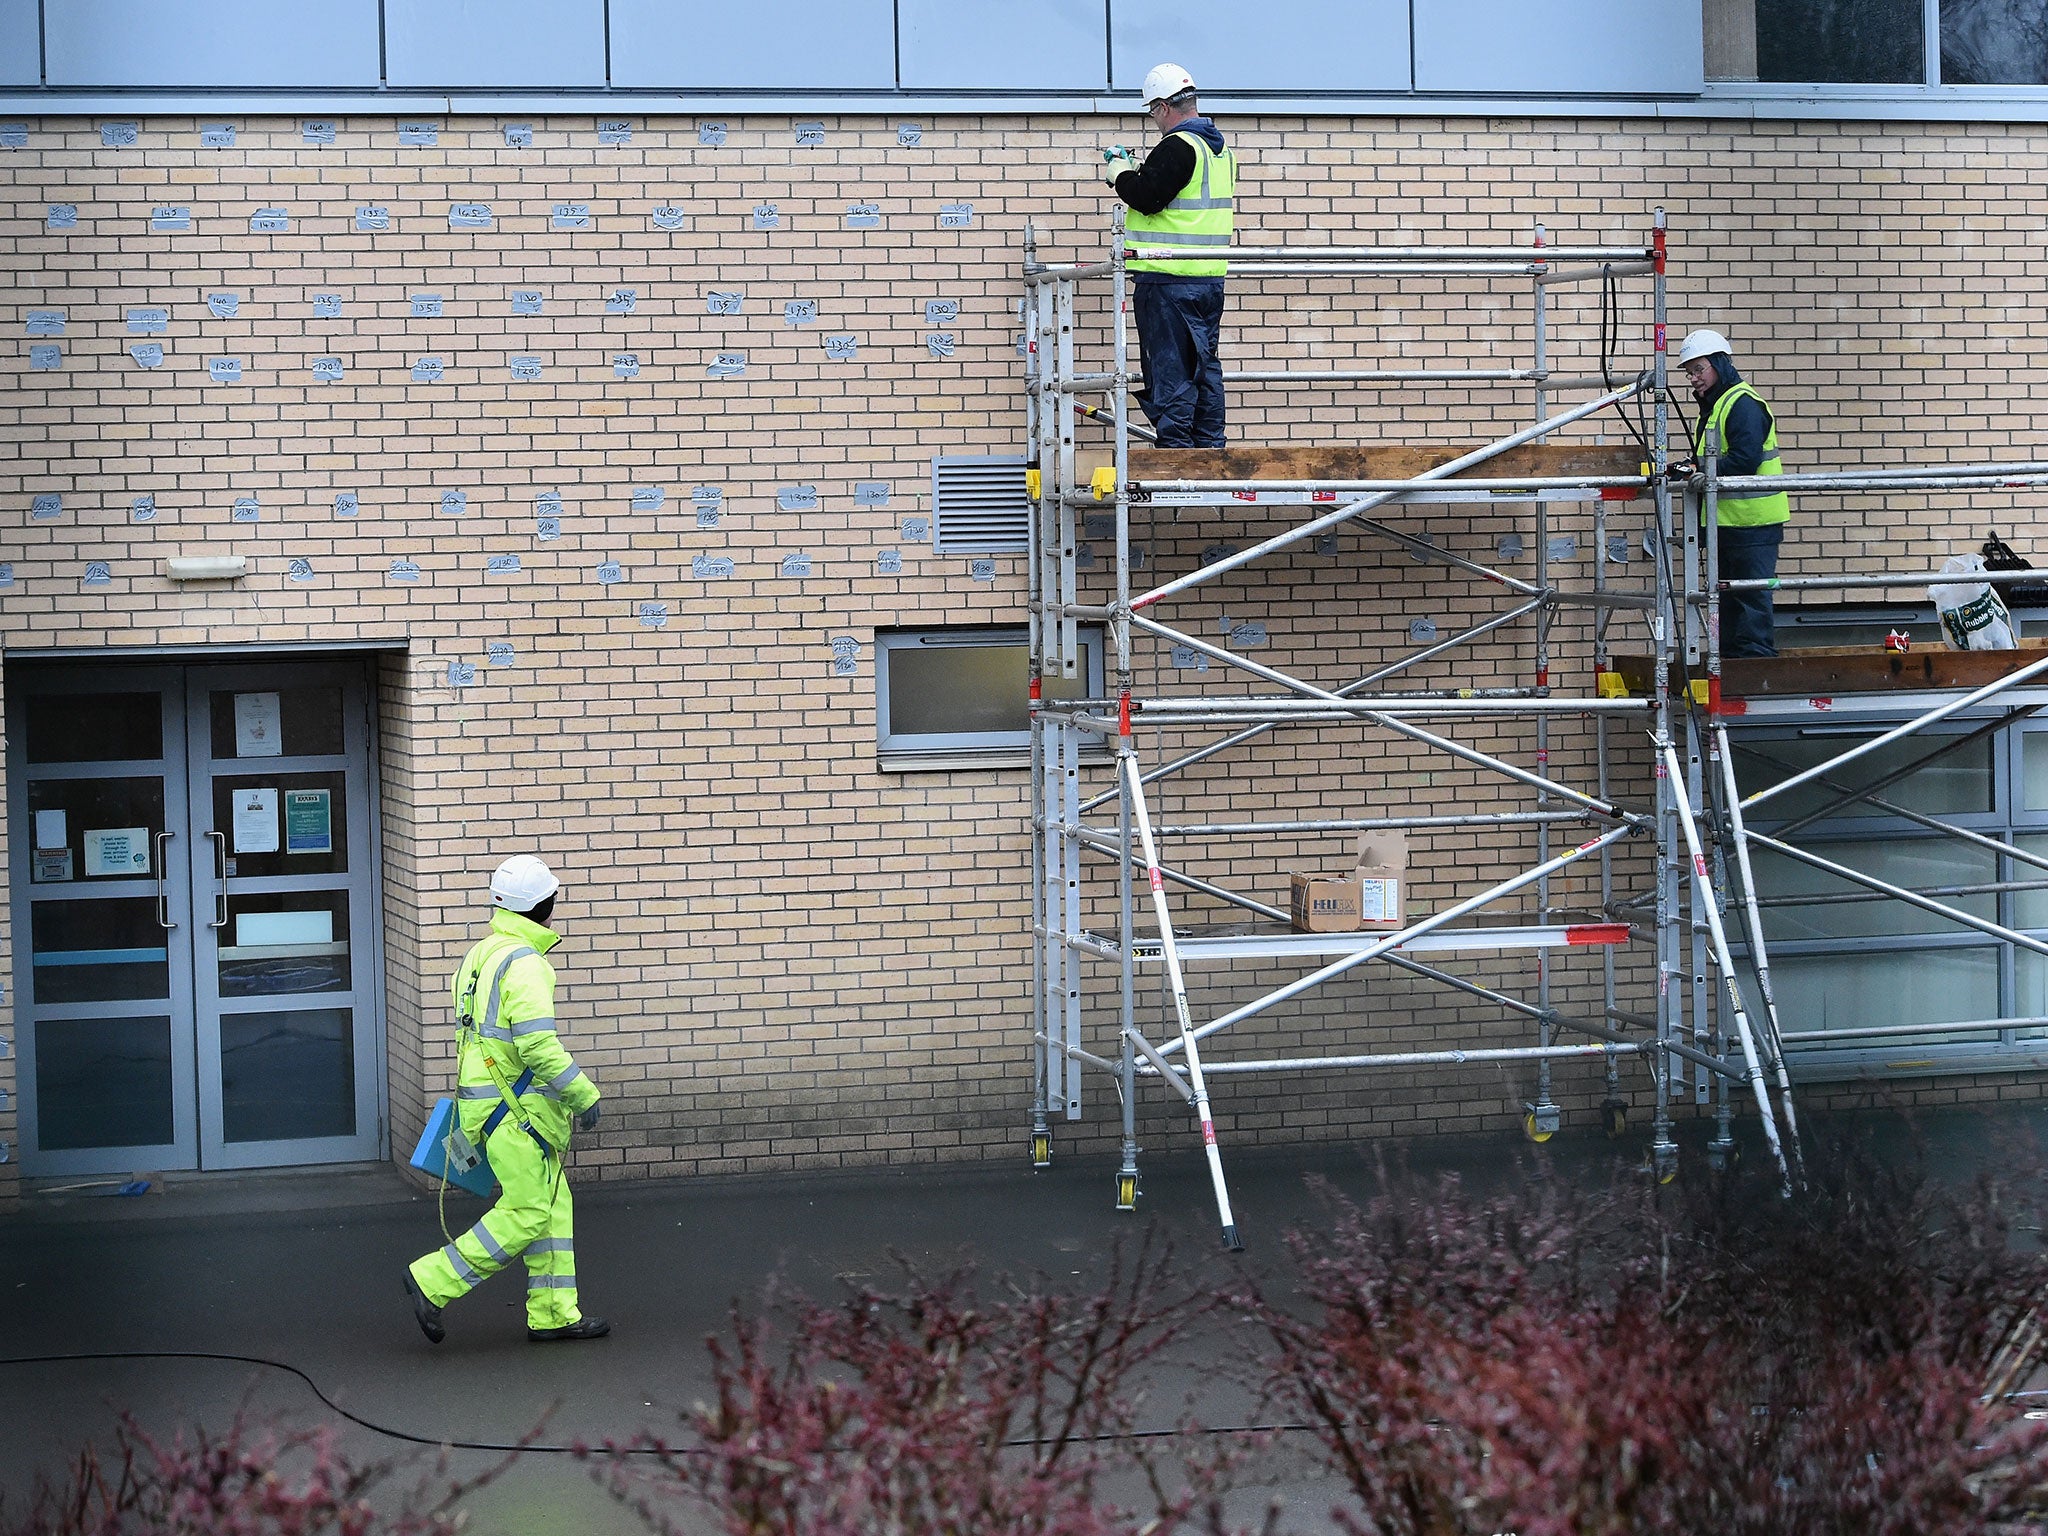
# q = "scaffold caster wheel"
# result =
<box><xmin>1115</xmin><ymin>1172</ymin><xmax>1139</xmax><ymax>1211</ymax></box>
<box><xmin>1030</xmin><ymin>1130</ymin><xmax>1052</xmax><ymax>1169</ymax></box>
<box><xmin>1650</xmin><ymin>1138</ymin><xmax>1680</xmax><ymax>1185</ymax></box>
<box><xmin>1601</xmin><ymin>1101</ymin><xmax>1628</xmax><ymax>1139</ymax></box>
<box><xmin>1706</xmin><ymin>1139</ymin><xmax>1740</xmax><ymax>1175</ymax></box>
<box><xmin>1522</xmin><ymin>1110</ymin><xmax>1555</xmax><ymax>1144</ymax></box>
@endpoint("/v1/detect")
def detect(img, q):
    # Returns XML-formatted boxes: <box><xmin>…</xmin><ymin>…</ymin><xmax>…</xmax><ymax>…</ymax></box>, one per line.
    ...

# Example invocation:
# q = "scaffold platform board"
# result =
<box><xmin>1129</xmin><ymin>443</ymin><xmax>1648</xmax><ymax>485</ymax></box>
<box><xmin>1610</xmin><ymin>640</ymin><xmax>2048</xmax><ymax>701</ymax></box>
<box><xmin>1103</xmin><ymin>914</ymin><xmax>1631</xmax><ymax>967</ymax></box>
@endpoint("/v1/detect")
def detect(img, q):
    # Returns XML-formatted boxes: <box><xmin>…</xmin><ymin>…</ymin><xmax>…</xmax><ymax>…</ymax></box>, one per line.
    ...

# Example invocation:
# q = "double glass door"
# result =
<box><xmin>10</xmin><ymin>658</ymin><xmax>383</xmax><ymax>1175</ymax></box>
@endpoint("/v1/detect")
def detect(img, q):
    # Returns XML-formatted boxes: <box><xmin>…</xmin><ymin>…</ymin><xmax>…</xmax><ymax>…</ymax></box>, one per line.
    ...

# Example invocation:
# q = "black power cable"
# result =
<box><xmin>0</xmin><ymin>1350</ymin><xmax>1312</xmax><ymax>1456</ymax></box>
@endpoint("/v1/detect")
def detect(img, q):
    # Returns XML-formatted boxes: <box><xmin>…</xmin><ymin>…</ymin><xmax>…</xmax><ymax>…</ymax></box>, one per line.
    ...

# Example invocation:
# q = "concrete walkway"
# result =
<box><xmin>2</xmin><ymin>1105</ymin><xmax>2039</xmax><ymax>1535</ymax></box>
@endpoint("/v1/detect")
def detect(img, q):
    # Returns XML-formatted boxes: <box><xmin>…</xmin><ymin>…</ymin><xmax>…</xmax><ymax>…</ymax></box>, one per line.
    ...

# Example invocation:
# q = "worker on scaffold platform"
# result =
<box><xmin>404</xmin><ymin>854</ymin><xmax>608</xmax><ymax>1344</ymax></box>
<box><xmin>1105</xmin><ymin>63</ymin><xmax>1236</xmax><ymax>448</ymax></box>
<box><xmin>1677</xmin><ymin>327</ymin><xmax>1791</xmax><ymax>659</ymax></box>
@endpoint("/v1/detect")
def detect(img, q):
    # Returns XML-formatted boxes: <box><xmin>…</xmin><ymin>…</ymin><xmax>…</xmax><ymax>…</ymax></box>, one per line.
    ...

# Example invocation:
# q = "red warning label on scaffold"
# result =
<box><xmin>1201</xmin><ymin>1120</ymin><xmax>1216</xmax><ymax>1146</ymax></box>
<box><xmin>1149</xmin><ymin>870</ymin><xmax>1164</xmax><ymax>892</ymax></box>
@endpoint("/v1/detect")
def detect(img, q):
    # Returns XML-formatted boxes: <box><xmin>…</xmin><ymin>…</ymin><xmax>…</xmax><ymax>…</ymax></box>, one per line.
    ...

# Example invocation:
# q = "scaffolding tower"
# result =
<box><xmin>1021</xmin><ymin>207</ymin><xmax>2048</xmax><ymax>1247</ymax></box>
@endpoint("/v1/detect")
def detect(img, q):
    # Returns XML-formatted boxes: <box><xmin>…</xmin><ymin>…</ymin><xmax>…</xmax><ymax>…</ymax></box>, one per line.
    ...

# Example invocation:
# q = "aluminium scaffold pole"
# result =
<box><xmin>1659</xmin><ymin>738</ymin><xmax>1794</xmax><ymax>1197</ymax></box>
<box><xmin>1118</xmin><ymin>743</ymin><xmax>1242</xmax><ymax>1251</ymax></box>
<box><xmin>1710</xmin><ymin>719</ymin><xmax>1806</xmax><ymax>1186</ymax></box>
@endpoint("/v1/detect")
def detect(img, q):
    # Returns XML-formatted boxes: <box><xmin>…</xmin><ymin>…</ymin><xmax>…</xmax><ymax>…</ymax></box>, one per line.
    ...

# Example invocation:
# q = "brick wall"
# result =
<box><xmin>4</xmin><ymin>111</ymin><xmax>2046</xmax><ymax>1201</ymax></box>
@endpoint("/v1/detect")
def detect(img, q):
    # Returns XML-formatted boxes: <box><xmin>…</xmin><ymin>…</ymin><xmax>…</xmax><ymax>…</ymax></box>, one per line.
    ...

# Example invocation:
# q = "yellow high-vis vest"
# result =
<box><xmin>1125</xmin><ymin>130</ymin><xmax>1236</xmax><ymax>278</ymax></box>
<box><xmin>1696</xmin><ymin>381</ymin><xmax>1790</xmax><ymax>527</ymax></box>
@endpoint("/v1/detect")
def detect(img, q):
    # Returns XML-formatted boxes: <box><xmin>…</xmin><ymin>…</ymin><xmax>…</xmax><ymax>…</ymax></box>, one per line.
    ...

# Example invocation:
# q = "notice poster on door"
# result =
<box><xmin>82</xmin><ymin>826</ymin><xmax>151</xmax><ymax>877</ymax></box>
<box><xmin>285</xmin><ymin>789</ymin><xmax>332</xmax><ymax>854</ymax></box>
<box><xmin>234</xmin><ymin>691</ymin><xmax>283</xmax><ymax>757</ymax></box>
<box><xmin>232</xmin><ymin>788</ymin><xmax>280</xmax><ymax>854</ymax></box>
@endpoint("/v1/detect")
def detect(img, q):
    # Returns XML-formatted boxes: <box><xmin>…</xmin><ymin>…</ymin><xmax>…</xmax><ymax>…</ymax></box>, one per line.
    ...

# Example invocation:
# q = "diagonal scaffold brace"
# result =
<box><xmin>1659</xmin><ymin>738</ymin><xmax>1795</xmax><ymax>1197</ymax></box>
<box><xmin>1118</xmin><ymin>723</ymin><xmax>1243</xmax><ymax>1251</ymax></box>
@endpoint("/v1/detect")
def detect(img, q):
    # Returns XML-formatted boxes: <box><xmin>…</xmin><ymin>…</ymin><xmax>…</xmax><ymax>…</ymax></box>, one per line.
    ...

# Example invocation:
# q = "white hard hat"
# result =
<box><xmin>490</xmin><ymin>854</ymin><xmax>560</xmax><ymax>911</ymax></box>
<box><xmin>1141</xmin><ymin>62</ymin><xmax>1196</xmax><ymax>108</ymax></box>
<box><xmin>1677</xmin><ymin>329</ymin><xmax>1732</xmax><ymax>366</ymax></box>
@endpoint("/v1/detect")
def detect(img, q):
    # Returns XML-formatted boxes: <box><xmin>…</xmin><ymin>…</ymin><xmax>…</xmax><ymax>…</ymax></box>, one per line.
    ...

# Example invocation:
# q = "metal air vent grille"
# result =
<box><xmin>930</xmin><ymin>454</ymin><xmax>1030</xmax><ymax>555</ymax></box>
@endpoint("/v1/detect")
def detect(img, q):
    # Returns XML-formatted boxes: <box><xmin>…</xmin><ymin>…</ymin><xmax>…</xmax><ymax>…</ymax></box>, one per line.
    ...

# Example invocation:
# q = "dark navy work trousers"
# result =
<box><xmin>1718</xmin><ymin>522</ymin><xmax>1783</xmax><ymax>659</ymax></box>
<box><xmin>1133</xmin><ymin>278</ymin><xmax>1226</xmax><ymax>448</ymax></box>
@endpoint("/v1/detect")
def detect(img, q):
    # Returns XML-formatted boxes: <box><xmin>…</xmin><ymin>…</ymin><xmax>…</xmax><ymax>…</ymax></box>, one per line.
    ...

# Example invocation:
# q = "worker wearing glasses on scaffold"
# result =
<box><xmin>1103</xmin><ymin>63</ymin><xmax>1237</xmax><ymax>449</ymax></box>
<box><xmin>1674</xmin><ymin>328</ymin><xmax>1791</xmax><ymax>659</ymax></box>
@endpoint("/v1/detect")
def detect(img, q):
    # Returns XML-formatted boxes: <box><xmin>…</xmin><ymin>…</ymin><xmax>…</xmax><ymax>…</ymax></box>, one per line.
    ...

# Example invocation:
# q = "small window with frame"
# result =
<box><xmin>876</xmin><ymin>625</ymin><xmax>1105</xmax><ymax>768</ymax></box>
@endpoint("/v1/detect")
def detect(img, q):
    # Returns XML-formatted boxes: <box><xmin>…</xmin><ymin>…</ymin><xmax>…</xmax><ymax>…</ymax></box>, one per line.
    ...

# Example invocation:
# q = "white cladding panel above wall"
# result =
<box><xmin>384</xmin><ymin>0</ymin><xmax>607</xmax><ymax>88</ymax></box>
<box><xmin>1110</xmin><ymin>0</ymin><xmax>1413</xmax><ymax>94</ymax></box>
<box><xmin>609</xmin><ymin>0</ymin><xmax>897</xmax><ymax>89</ymax></box>
<box><xmin>1413</xmin><ymin>0</ymin><xmax>1705</xmax><ymax>94</ymax></box>
<box><xmin>42</xmin><ymin>0</ymin><xmax>381</xmax><ymax>86</ymax></box>
<box><xmin>899</xmin><ymin>0</ymin><xmax>1107</xmax><ymax>90</ymax></box>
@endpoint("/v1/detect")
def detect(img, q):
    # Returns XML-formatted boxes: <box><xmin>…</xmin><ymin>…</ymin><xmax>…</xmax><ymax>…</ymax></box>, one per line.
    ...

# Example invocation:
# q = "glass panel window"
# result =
<box><xmin>220</xmin><ymin>1007</ymin><xmax>355</xmax><ymax>1143</ymax></box>
<box><xmin>1941</xmin><ymin>1</ymin><xmax>2048</xmax><ymax>84</ymax></box>
<box><xmin>877</xmin><ymin>627</ymin><xmax>1104</xmax><ymax>759</ymax></box>
<box><xmin>218</xmin><ymin>891</ymin><xmax>352</xmax><ymax>998</ymax></box>
<box><xmin>26</xmin><ymin>778</ymin><xmax>165</xmax><ymax>884</ymax></box>
<box><xmin>24</xmin><ymin>692</ymin><xmax>164</xmax><ymax>764</ymax></box>
<box><xmin>1756</xmin><ymin>0</ymin><xmax>1926</xmax><ymax>83</ymax></box>
<box><xmin>2022</xmin><ymin>733</ymin><xmax>2048</xmax><ymax>814</ymax></box>
<box><xmin>35</xmin><ymin>1016</ymin><xmax>174</xmax><ymax>1149</ymax></box>
<box><xmin>1750</xmin><ymin>837</ymin><xmax>1996</xmax><ymax>941</ymax></box>
<box><xmin>1731</xmin><ymin>730</ymin><xmax>1993</xmax><ymax>826</ymax></box>
<box><xmin>1769</xmin><ymin>946</ymin><xmax>1998</xmax><ymax>1045</ymax></box>
<box><xmin>213</xmin><ymin>772</ymin><xmax>349</xmax><ymax>878</ymax></box>
<box><xmin>31</xmin><ymin>899</ymin><xmax>170</xmax><ymax>1004</ymax></box>
<box><xmin>207</xmin><ymin>686</ymin><xmax>345</xmax><ymax>761</ymax></box>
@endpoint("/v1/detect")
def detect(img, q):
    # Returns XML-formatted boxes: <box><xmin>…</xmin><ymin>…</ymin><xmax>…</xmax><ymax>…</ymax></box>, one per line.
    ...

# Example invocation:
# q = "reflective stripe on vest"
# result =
<box><xmin>1697</xmin><ymin>381</ymin><xmax>1790</xmax><ymax>527</ymax></box>
<box><xmin>1126</xmin><ymin>131</ymin><xmax>1236</xmax><ymax>278</ymax></box>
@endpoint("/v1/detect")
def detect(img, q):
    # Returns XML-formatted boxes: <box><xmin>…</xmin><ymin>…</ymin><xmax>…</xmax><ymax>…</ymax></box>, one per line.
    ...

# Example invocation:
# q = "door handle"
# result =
<box><xmin>155</xmin><ymin>830</ymin><xmax>176</xmax><ymax>929</ymax></box>
<box><xmin>205</xmin><ymin>829</ymin><xmax>228</xmax><ymax>930</ymax></box>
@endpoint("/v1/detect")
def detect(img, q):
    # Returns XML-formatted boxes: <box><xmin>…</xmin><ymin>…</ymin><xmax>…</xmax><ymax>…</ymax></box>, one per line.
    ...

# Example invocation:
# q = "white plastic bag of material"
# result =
<box><xmin>1930</xmin><ymin>554</ymin><xmax>2017</xmax><ymax>651</ymax></box>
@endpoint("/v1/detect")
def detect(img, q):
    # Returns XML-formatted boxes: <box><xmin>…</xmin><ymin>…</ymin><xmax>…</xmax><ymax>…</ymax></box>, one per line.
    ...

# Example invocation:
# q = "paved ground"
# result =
<box><xmin>2</xmin><ymin>1103</ymin><xmax>2042</xmax><ymax>1534</ymax></box>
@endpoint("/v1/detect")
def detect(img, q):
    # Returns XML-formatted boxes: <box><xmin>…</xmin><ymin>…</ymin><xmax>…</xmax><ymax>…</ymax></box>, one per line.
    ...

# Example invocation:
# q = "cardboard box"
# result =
<box><xmin>1288</xmin><ymin>831</ymin><xmax>1407</xmax><ymax>933</ymax></box>
<box><xmin>1290</xmin><ymin>871</ymin><xmax>1362</xmax><ymax>932</ymax></box>
<box><xmin>1354</xmin><ymin>831</ymin><xmax>1406</xmax><ymax>931</ymax></box>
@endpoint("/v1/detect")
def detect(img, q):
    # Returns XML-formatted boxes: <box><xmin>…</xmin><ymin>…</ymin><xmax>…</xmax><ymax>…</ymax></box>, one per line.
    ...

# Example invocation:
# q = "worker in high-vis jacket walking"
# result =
<box><xmin>1677</xmin><ymin>327</ymin><xmax>1791</xmax><ymax>659</ymax></box>
<box><xmin>404</xmin><ymin>854</ymin><xmax>608</xmax><ymax>1343</ymax></box>
<box><xmin>1105</xmin><ymin>62</ymin><xmax>1236</xmax><ymax>447</ymax></box>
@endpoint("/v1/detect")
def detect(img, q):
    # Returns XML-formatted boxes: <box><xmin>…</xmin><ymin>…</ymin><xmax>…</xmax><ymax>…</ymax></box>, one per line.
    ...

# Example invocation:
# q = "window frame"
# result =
<box><xmin>875</xmin><ymin>624</ymin><xmax>1105</xmax><ymax>771</ymax></box>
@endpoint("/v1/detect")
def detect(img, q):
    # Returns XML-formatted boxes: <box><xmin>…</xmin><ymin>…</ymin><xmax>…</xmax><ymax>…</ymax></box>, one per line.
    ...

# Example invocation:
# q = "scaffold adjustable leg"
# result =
<box><xmin>1030</xmin><ymin>1111</ymin><xmax>1052</xmax><ymax>1170</ymax></box>
<box><xmin>1651</xmin><ymin>1133</ymin><xmax>1680</xmax><ymax>1185</ymax></box>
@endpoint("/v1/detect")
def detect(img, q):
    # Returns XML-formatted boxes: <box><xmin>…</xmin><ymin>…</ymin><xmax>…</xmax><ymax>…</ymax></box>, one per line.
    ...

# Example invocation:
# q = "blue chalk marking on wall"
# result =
<box><xmin>447</xmin><ymin>660</ymin><xmax>475</xmax><ymax>686</ymax></box>
<box><xmin>698</xmin><ymin>122</ymin><xmax>728</xmax><ymax>146</ymax></box>
<box><xmin>355</xmin><ymin>205</ymin><xmax>390</xmax><ymax>232</ymax></box>
<box><xmin>632</xmin><ymin>486</ymin><xmax>665</xmax><ymax>510</ymax></box>
<box><xmin>777</xmin><ymin>486</ymin><xmax>819</xmax><ymax>511</ymax></box>
<box><xmin>902</xmin><ymin>517</ymin><xmax>930</xmax><ymax>542</ymax></box>
<box><xmin>101</xmin><ymin>122</ymin><xmax>139</xmax><ymax>147</ymax></box>
<box><xmin>25</xmin><ymin>310</ymin><xmax>64</xmax><ymax>335</ymax></box>
<box><xmin>312</xmin><ymin>357</ymin><xmax>343</xmax><ymax>382</ymax></box>
<box><xmin>411</xmin><ymin>356</ymin><xmax>445</xmax><ymax>382</ymax></box>
<box><xmin>32</xmin><ymin>494</ymin><xmax>61</xmax><ymax>520</ymax></box>
<box><xmin>313</xmin><ymin>294</ymin><xmax>342</xmax><ymax>318</ymax></box>
<box><xmin>411</xmin><ymin>293</ymin><xmax>443</xmax><ymax>318</ymax></box>
<box><xmin>28</xmin><ymin>345</ymin><xmax>60</xmax><ymax>370</ymax></box>
<box><xmin>128</xmin><ymin>308</ymin><xmax>167</xmax><ymax>333</ymax></box>
<box><xmin>651</xmin><ymin>206</ymin><xmax>688</xmax><ymax>231</ymax></box>
<box><xmin>794</xmin><ymin>122</ymin><xmax>824</xmax><ymax>146</ymax></box>
<box><xmin>706</xmin><ymin>290</ymin><xmax>743</xmax><ymax>314</ymax></box>
<box><xmin>614</xmin><ymin>354</ymin><xmax>640</xmax><ymax>378</ymax></box>
<box><xmin>488</xmin><ymin>642</ymin><xmax>516</xmax><ymax>666</ymax></box>
<box><xmin>924</xmin><ymin>299</ymin><xmax>959</xmax><ymax>324</ymax></box>
<box><xmin>152</xmin><ymin>206</ymin><xmax>191</xmax><ymax>231</ymax></box>
<box><xmin>855</xmin><ymin>482</ymin><xmax>891</xmax><ymax>507</ymax></box>
<box><xmin>250</xmin><ymin>208</ymin><xmax>289</xmax><ymax>233</ymax></box>
<box><xmin>927</xmin><ymin>333</ymin><xmax>956</xmax><ymax>358</ymax></box>
<box><xmin>753</xmin><ymin>204</ymin><xmax>780</xmax><ymax>230</ymax></box>
<box><xmin>692</xmin><ymin>554</ymin><xmax>734</xmax><ymax>578</ymax></box>
<box><xmin>208</xmin><ymin>358</ymin><xmax>243</xmax><ymax>382</ymax></box>
<box><xmin>131</xmin><ymin>496</ymin><xmax>155</xmax><ymax>523</ymax></box>
<box><xmin>511</xmin><ymin>290</ymin><xmax>544</xmax><ymax>315</ymax></box>
<box><xmin>509</xmin><ymin>355</ymin><xmax>542</xmax><ymax>381</ymax></box>
<box><xmin>449</xmin><ymin>203</ymin><xmax>493</xmax><ymax>230</ymax></box>
<box><xmin>846</xmin><ymin>203</ymin><xmax>882</xmax><ymax>229</ymax></box>
<box><xmin>207</xmin><ymin>293</ymin><xmax>239</xmax><ymax>318</ymax></box>
<box><xmin>486</xmin><ymin>554</ymin><xmax>521</xmax><ymax>574</ymax></box>
<box><xmin>780</xmin><ymin>553</ymin><xmax>813</xmax><ymax>577</ymax></box>
<box><xmin>302</xmin><ymin>120</ymin><xmax>336</xmax><ymax>144</ymax></box>
<box><xmin>83</xmin><ymin>562</ymin><xmax>112</xmax><ymax>586</ymax></box>
<box><xmin>504</xmin><ymin>124</ymin><xmax>533</xmax><ymax>147</ymax></box>
<box><xmin>606</xmin><ymin>288</ymin><xmax>638</xmax><ymax>313</ymax></box>
<box><xmin>48</xmin><ymin>204</ymin><xmax>76</xmax><ymax>228</ymax></box>
<box><xmin>389</xmin><ymin>560</ymin><xmax>422</xmax><ymax>583</ymax></box>
<box><xmin>0</xmin><ymin>124</ymin><xmax>29</xmax><ymax>147</ymax></box>
<box><xmin>970</xmin><ymin>559</ymin><xmax>996</xmax><ymax>581</ymax></box>
<box><xmin>287</xmin><ymin>559</ymin><xmax>315</xmax><ymax>582</ymax></box>
<box><xmin>596</xmin><ymin>562</ymin><xmax>624</xmax><ymax>585</ymax></box>
<box><xmin>552</xmin><ymin>203</ymin><xmax>592</xmax><ymax>229</ymax></box>
<box><xmin>939</xmin><ymin>203</ymin><xmax>973</xmax><ymax>228</ymax></box>
<box><xmin>201</xmin><ymin>123</ymin><xmax>236</xmax><ymax>147</ymax></box>
<box><xmin>334</xmin><ymin>493</ymin><xmax>359</xmax><ymax>518</ymax></box>
<box><xmin>440</xmin><ymin>491</ymin><xmax>468</xmax><ymax>516</ymax></box>
<box><xmin>638</xmin><ymin>602</ymin><xmax>668</xmax><ymax>629</ymax></box>
<box><xmin>706</xmin><ymin>352</ymin><xmax>746</xmax><ymax>378</ymax></box>
<box><xmin>399</xmin><ymin>122</ymin><xmax>440</xmax><ymax>146</ymax></box>
<box><xmin>877</xmin><ymin>550</ymin><xmax>902</xmax><ymax>574</ymax></box>
<box><xmin>598</xmin><ymin>119</ymin><xmax>633</xmax><ymax>144</ymax></box>
<box><xmin>130</xmin><ymin>344</ymin><xmax>164</xmax><ymax>368</ymax></box>
<box><xmin>897</xmin><ymin>124</ymin><xmax>922</xmax><ymax>146</ymax></box>
<box><xmin>232</xmin><ymin>496</ymin><xmax>260</xmax><ymax>522</ymax></box>
<box><xmin>784</xmin><ymin>299</ymin><xmax>816</xmax><ymax>325</ymax></box>
<box><xmin>824</xmin><ymin>334</ymin><xmax>858</xmax><ymax>360</ymax></box>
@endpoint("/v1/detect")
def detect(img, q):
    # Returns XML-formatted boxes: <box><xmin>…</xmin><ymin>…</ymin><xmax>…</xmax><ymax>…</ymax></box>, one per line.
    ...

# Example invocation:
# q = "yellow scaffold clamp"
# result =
<box><xmin>1689</xmin><ymin>679</ymin><xmax>1711</xmax><ymax>706</ymax></box>
<box><xmin>1090</xmin><ymin>466</ymin><xmax>1117</xmax><ymax>500</ymax></box>
<box><xmin>1025</xmin><ymin>468</ymin><xmax>1043</xmax><ymax>501</ymax></box>
<box><xmin>1596</xmin><ymin>671</ymin><xmax>1631</xmax><ymax>699</ymax></box>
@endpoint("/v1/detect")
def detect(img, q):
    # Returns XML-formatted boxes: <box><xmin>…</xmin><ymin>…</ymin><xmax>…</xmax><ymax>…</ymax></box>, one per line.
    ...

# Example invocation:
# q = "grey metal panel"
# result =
<box><xmin>0</xmin><ymin>0</ymin><xmax>39</xmax><ymax>86</ymax></box>
<box><xmin>900</xmin><ymin>0</ymin><xmax>1105</xmax><ymax>90</ymax></box>
<box><xmin>609</xmin><ymin>0</ymin><xmax>895</xmax><ymax>89</ymax></box>
<box><xmin>1111</xmin><ymin>0</ymin><xmax>1410</xmax><ymax>94</ymax></box>
<box><xmin>385</xmin><ymin>0</ymin><xmax>606</xmax><ymax>88</ymax></box>
<box><xmin>1414</xmin><ymin>0</ymin><xmax>1705</xmax><ymax>94</ymax></box>
<box><xmin>45</xmin><ymin>0</ymin><xmax>380</xmax><ymax>87</ymax></box>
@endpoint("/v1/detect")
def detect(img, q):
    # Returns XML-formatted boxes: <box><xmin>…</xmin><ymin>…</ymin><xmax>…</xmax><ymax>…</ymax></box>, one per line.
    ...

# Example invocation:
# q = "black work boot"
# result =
<box><xmin>403</xmin><ymin>1272</ymin><xmax>445</xmax><ymax>1344</ymax></box>
<box><xmin>528</xmin><ymin>1316</ymin><xmax>610</xmax><ymax>1342</ymax></box>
